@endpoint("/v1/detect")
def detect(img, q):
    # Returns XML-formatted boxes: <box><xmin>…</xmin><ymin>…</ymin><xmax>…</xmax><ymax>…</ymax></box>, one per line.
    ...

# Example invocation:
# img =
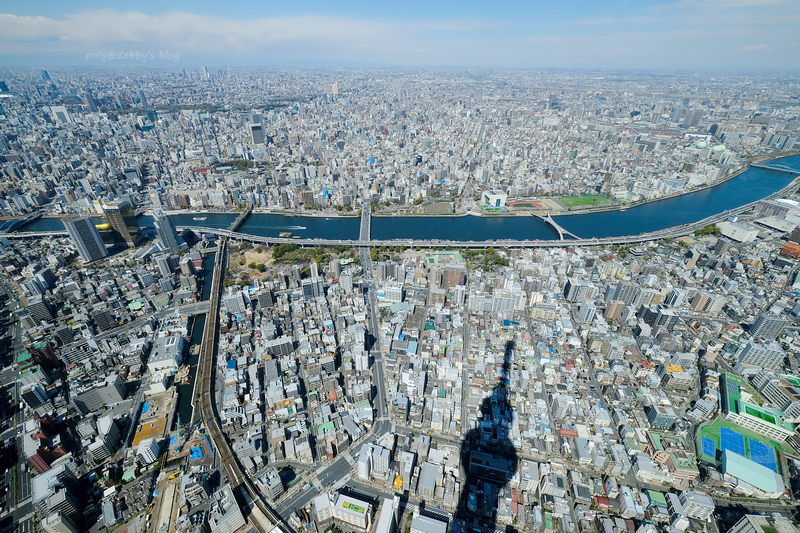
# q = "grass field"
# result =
<box><xmin>560</xmin><ymin>195</ymin><xmax>612</xmax><ymax>208</ymax></box>
<box><xmin>422</xmin><ymin>201</ymin><xmax>453</xmax><ymax>214</ymax></box>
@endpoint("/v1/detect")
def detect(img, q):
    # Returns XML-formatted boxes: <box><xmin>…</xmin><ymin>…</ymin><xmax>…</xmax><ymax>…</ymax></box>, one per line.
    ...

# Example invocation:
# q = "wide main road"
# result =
<box><xmin>275</xmin><ymin>235</ymin><xmax>391</xmax><ymax>520</ymax></box>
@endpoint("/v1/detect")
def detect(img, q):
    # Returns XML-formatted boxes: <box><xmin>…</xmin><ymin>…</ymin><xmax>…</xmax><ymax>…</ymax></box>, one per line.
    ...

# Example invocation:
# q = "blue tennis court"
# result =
<box><xmin>748</xmin><ymin>439</ymin><xmax>777</xmax><ymax>472</ymax></box>
<box><xmin>720</xmin><ymin>427</ymin><xmax>745</xmax><ymax>456</ymax></box>
<box><xmin>701</xmin><ymin>436</ymin><xmax>716</xmax><ymax>458</ymax></box>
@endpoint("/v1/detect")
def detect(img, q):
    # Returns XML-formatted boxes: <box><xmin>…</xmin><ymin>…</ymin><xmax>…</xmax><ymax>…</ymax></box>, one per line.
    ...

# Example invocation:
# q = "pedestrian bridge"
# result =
<box><xmin>533</xmin><ymin>213</ymin><xmax>581</xmax><ymax>240</ymax></box>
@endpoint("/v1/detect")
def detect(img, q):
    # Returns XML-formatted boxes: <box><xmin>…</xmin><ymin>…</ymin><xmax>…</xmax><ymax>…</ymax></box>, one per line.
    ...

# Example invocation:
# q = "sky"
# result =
<box><xmin>0</xmin><ymin>0</ymin><xmax>798</xmax><ymax>70</ymax></box>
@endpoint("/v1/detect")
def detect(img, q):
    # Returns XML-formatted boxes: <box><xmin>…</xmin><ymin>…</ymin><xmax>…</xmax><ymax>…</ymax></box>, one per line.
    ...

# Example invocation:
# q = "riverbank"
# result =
<box><xmin>555</xmin><ymin>164</ymin><xmax>752</xmax><ymax>217</ymax></box>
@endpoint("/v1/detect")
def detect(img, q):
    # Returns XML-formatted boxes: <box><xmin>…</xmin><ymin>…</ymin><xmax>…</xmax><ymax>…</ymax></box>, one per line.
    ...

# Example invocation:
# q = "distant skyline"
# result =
<box><xmin>1</xmin><ymin>0</ymin><xmax>799</xmax><ymax>70</ymax></box>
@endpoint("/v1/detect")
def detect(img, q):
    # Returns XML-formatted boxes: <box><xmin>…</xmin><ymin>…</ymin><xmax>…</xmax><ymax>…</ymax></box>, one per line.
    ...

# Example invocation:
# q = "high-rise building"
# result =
<box><xmin>332</xmin><ymin>493</ymin><xmax>372</xmax><ymax>531</ymax></box>
<box><xmin>340</xmin><ymin>273</ymin><xmax>353</xmax><ymax>293</ymax></box>
<box><xmin>155</xmin><ymin>254</ymin><xmax>175</xmax><ymax>277</ymax></box>
<box><xmin>750</xmin><ymin>313</ymin><xmax>788</xmax><ymax>340</ymax></box>
<box><xmin>729</xmin><ymin>514</ymin><xmax>799</xmax><ymax>533</ymax></box>
<box><xmin>152</xmin><ymin>208</ymin><xmax>182</xmax><ymax>254</ymax></box>
<box><xmin>678</xmin><ymin>491</ymin><xmax>715</xmax><ymax>521</ymax></box>
<box><xmin>50</xmin><ymin>106</ymin><xmax>71</xmax><ymax>124</ymax></box>
<box><xmin>579</xmin><ymin>299</ymin><xmax>596</xmax><ymax>323</ymax></box>
<box><xmin>261</xmin><ymin>466</ymin><xmax>284</xmax><ymax>500</ymax></box>
<box><xmin>564</xmin><ymin>278</ymin><xmax>592</xmax><ymax>303</ymax></box>
<box><xmin>207</xmin><ymin>485</ymin><xmax>246</xmax><ymax>533</ymax></box>
<box><xmin>31</xmin><ymin>461</ymin><xmax>81</xmax><ymax>520</ymax></box>
<box><xmin>103</xmin><ymin>200</ymin><xmax>141</xmax><ymax>247</ymax></box>
<box><xmin>26</xmin><ymin>294</ymin><xmax>55</xmax><ymax>323</ymax></box>
<box><xmin>63</xmin><ymin>215</ymin><xmax>107</xmax><ymax>263</ymax></box>
<box><xmin>739</xmin><ymin>341</ymin><xmax>786</xmax><ymax>370</ymax></box>
<box><xmin>73</xmin><ymin>373</ymin><xmax>126</xmax><ymax>415</ymax></box>
<box><xmin>136</xmin><ymin>437</ymin><xmax>160</xmax><ymax>465</ymax></box>
<box><xmin>41</xmin><ymin>512</ymin><xmax>80</xmax><ymax>533</ymax></box>
<box><xmin>21</xmin><ymin>383</ymin><xmax>49</xmax><ymax>410</ymax></box>
<box><xmin>85</xmin><ymin>91</ymin><xmax>98</xmax><ymax>112</ymax></box>
<box><xmin>251</xmin><ymin>124</ymin><xmax>265</xmax><ymax>145</ymax></box>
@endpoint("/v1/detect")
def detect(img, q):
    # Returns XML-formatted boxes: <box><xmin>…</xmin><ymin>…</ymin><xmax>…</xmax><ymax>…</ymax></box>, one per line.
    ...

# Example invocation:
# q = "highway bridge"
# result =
<box><xmin>229</xmin><ymin>203</ymin><xmax>253</xmax><ymax>232</ymax></box>
<box><xmin>750</xmin><ymin>163</ymin><xmax>800</xmax><ymax>175</ymax></box>
<box><xmin>360</xmin><ymin>204</ymin><xmax>371</xmax><ymax>241</ymax></box>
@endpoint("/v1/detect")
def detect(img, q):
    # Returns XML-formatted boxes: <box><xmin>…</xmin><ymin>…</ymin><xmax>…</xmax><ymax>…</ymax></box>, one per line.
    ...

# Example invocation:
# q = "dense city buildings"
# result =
<box><xmin>0</xmin><ymin>66</ymin><xmax>799</xmax><ymax>533</ymax></box>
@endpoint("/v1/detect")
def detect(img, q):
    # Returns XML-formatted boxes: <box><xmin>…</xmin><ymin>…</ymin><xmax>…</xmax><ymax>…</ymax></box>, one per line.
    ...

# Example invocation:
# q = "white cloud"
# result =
<box><xmin>0</xmin><ymin>8</ymin><xmax>795</xmax><ymax>68</ymax></box>
<box><xmin>740</xmin><ymin>43</ymin><xmax>770</xmax><ymax>51</ymax></box>
<box><xmin>0</xmin><ymin>10</ymin><xmax>506</xmax><ymax>59</ymax></box>
<box><xmin>0</xmin><ymin>11</ymin><xmax>468</xmax><ymax>63</ymax></box>
<box><xmin>571</xmin><ymin>16</ymin><xmax>655</xmax><ymax>26</ymax></box>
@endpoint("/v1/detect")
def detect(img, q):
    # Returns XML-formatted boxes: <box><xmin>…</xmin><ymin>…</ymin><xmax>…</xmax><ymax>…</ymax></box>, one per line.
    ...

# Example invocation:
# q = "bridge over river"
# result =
<box><xmin>750</xmin><ymin>163</ymin><xmax>800</xmax><ymax>175</ymax></box>
<box><xmin>2</xmin><ymin>176</ymin><xmax>797</xmax><ymax>247</ymax></box>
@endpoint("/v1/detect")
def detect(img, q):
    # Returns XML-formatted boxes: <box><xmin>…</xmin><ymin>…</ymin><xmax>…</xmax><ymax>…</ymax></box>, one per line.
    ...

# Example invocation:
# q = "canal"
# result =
<box><xmin>174</xmin><ymin>253</ymin><xmax>215</xmax><ymax>427</ymax></box>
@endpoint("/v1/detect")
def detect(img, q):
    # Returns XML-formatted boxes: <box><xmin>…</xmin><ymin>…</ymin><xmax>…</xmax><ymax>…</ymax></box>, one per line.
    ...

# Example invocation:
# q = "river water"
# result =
<box><xmin>174</xmin><ymin>254</ymin><xmax>215</xmax><ymax>427</ymax></box>
<box><xmin>24</xmin><ymin>155</ymin><xmax>800</xmax><ymax>241</ymax></box>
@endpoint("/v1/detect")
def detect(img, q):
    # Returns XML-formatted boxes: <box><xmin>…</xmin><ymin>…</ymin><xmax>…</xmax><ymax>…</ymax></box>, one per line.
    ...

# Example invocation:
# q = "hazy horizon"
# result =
<box><xmin>1</xmin><ymin>0</ymin><xmax>799</xmax><ymax>71</ymax></box>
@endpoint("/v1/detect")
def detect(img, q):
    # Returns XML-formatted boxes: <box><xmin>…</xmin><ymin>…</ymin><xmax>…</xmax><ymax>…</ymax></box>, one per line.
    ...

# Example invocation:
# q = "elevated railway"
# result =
<box><xmin>195</xmin><ymin>237</ymin><xmax>289</xmax><ymax>533</ymax></box>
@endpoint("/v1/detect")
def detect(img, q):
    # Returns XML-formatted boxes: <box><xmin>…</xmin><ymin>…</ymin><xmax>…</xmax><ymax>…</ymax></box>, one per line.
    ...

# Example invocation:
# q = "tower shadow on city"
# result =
<box><xmin>458</xmin><ymin>341</ymin><xmax>519</xmax><ymax>532</ymax></box>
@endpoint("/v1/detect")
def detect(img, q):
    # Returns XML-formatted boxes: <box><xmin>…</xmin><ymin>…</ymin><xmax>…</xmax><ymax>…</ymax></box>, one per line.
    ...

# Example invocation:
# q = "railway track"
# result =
<box><xmin>195</xmin><ymin>237</ymin><xmax>289</xmax><ymax>533</ymax></box>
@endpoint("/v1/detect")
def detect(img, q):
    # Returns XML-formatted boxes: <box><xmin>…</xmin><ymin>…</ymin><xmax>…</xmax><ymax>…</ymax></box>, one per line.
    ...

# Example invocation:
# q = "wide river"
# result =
<box><xmin>25</xmin><ymin>155</ymin><xmax>800</xmax><ymax>241</ymax></box>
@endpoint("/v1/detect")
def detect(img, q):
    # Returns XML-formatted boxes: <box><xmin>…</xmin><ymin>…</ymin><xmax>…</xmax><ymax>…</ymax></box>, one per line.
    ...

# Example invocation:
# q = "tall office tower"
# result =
<box><xmin>202</xmin><ymin>65</ymin><xmax>209</xmax><ymax>78</ymax></box>
<box><xmin>750</xmin><ymin>312</ymin><xmax>788</xmax><ymax>340</ymax></box>
<box><xmin>41</xmin><ymin>512</ymin><xmax>80</xmax><ymax>533</ymax></box>
<box><xmin>85</xmin><ymin>91</ymin><xmax>98</xmax><ymax>112</ymax></box>
<box><xmin>331</xmin><ymin>82</ymin><xmax>339</xmax><ymax>96</ymax></box>
<box><xmin>50</xmin><ymin>106</ymin><xmax>70</xmax><ymax>124</ymax></box>
<box><xmin>152</xmin><ymin>208</ymin><xmax>182</xmax><ymax>254</ymax></box>
<box><xmin>340</xmin><ymin>273</ymin><xmax>353</xmax><ymax>293</ymax></box>
<box><xmin>63</xmin><ymin>215</ymin><xmax>107</xmax><ymax>263</ymax></box>
<box><xmin>40</xmin><ymin>70</ymin><xmax>50</xmax><ymax>81</ymax></box>
<box><xmin>103</xmin><ymin>200</ymin><xmax>141</xmax><ymax>247</ymax></box>
<box><xmin>155</xmin><ymin>254</ymin><xmax>175</xmax><ymax>277</ymax></box>
<box><xmin>0</xmin><ymin>81</ymin><xmax>9</xmax><ymax>93</ymax></box>
<box><xmin>251</xmin><ymin>124</ymin><xmax>265</xmax><ymax>145</ymax></box>
<box><xmin>138</xmin><ymin>90</ymin><xmax>147</xmax><ymax>107</ymax></box>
